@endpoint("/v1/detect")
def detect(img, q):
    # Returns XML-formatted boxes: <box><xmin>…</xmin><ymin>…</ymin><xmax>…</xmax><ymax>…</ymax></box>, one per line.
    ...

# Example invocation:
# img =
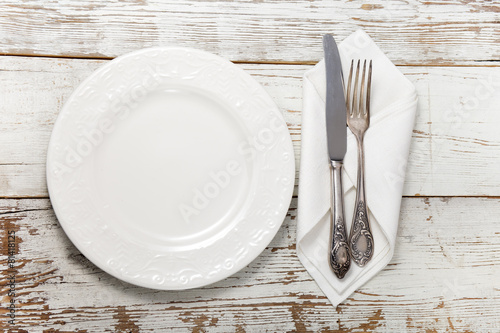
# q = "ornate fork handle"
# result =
<box><xmin>349</xmin><ymin>137</ymin><xmax>374</xmax><ymax>266</ymax></box>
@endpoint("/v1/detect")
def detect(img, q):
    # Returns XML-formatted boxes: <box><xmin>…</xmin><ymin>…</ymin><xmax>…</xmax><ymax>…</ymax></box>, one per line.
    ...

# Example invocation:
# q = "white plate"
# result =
<box><xmin>46</xmin><ymin>47</ymin><xmax>295</xmax><ymax>289</ymax></box>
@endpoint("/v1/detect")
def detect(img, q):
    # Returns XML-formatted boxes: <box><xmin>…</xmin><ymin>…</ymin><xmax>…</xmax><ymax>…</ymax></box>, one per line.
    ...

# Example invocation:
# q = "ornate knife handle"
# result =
<box><xmin>329</xmin><ymin>160</ymin><xmax>351</xmax><ymax>279</ymax></box>
<box><xmin>349</xmin><ymin>138</ymin><xmax>374</xmax><ymax>266</ymax></box>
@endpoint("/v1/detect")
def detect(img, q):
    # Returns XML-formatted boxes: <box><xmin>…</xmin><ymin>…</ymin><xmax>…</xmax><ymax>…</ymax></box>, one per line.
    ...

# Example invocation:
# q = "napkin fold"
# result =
<box><xmin>297</xmin><ymin>30</ymin><xmax>418</xmax><ymax>306</ymax></box>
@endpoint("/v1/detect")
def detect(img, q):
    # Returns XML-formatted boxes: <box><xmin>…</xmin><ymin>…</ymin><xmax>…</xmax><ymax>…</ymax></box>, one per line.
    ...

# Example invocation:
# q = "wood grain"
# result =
<box><xmin>1</xmin><ymin>1</ymin><xmax>499</xmax><ymax>331</ymax></box>
<box><xmin>1</xmin><ymin>197</ymin><xmax>499</xmax><ymax>332</ymax></box>
<box><xmin>0</xmin><ymin>0</ymin><xmax>499</xmax><ymax>65</ymax></box>
<box><xmin>1</xmin><ymin>56</ymin><xmax>500</xmax><ymax>198</ymax></box>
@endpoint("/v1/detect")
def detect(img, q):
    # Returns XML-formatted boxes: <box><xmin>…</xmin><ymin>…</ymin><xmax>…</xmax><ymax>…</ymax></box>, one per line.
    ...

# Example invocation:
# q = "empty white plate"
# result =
<box><xmin>46</xmin><ymin>47</ymin><xmax>295</xmax><ymax>289</ymax></box>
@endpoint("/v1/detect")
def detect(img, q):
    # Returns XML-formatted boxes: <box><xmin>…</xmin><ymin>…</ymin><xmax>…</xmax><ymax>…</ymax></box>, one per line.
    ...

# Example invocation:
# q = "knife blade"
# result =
<box><xmin>323</xmin><ymin>34</ymin><xmax>347</xmax><ymax>161</ymax></box>
<box><xmin>323</xmin><ymin>34</ymin><xmax>351</xmax><ymax>279</ymax></box>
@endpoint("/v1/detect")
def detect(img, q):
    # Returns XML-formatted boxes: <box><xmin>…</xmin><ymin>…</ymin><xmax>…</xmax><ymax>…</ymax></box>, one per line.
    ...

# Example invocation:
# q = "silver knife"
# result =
<box><xmin>323</xmin><ymin>34</ymin><xmax>351</xmax><ymax>279</ymax></box>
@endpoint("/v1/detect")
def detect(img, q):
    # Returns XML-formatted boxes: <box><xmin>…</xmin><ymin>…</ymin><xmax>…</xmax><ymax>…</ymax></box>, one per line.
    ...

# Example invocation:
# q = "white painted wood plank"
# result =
<box><xmin>0</xmin><ymin>0</ymin><xmax>498</xmax><ymax>64</ymax></box>
<box><xmin>1</xmin><ymin>56</ymin><xmax>500</xmax><ymax>197</ymax></box>
<box><xmin>1</xmin><ymin>197</ymin><xmax>499</xmax><ymax>332</ymax></box>
<box><xmin>403</xmin><ymin>66</ymin><xmax>500</xmax><ymax>196</ymax></box>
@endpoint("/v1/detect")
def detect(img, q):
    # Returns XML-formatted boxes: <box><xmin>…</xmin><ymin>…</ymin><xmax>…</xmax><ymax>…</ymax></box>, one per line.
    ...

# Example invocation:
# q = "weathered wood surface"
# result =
<box><xmin>1</xmin><ymin>56</ymin><xmax>500</xmax><ymax>198</ymax></box>
<box><xmin>1</xmin><ymin>0</ymin><xmax>499</xmax><ymax>331</ymax></box>
<box><xmin>0</xmin><ymin>0</ymin><xmax>499</xmax><ymax>65</ymax></box>
<box><xmin>1</xmin><ymin>197</ymin><xmax>499</xmax><ymax>332</ymax></box>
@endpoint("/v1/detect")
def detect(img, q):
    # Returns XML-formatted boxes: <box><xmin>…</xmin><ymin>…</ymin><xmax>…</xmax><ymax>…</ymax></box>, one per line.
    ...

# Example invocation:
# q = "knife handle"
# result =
<box><xmin>329</xmin><ymin>160</ymin><xmax>351</xmax><ymax>279</ymax></box>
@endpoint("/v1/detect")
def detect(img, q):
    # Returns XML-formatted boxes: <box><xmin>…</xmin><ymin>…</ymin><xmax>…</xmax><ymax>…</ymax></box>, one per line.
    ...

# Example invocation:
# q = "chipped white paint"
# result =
<box><xmin>0</xmin><ymin>0</ymin><xmax>498</xmax><ymax>65</ymax></box>
<box><xmin>1</xmin><ymin>57</ymin><xmax>500</xmax><ymax>197</ymax></box>
<box><xmin>0</xmin><ymin>197</ymin><xmax>499</xmax><ymax>331</ymax></box>
<box><xmin>0</xmin><ymin>0</ymin><xmax>499</xmax><ymax>331</ymax></box>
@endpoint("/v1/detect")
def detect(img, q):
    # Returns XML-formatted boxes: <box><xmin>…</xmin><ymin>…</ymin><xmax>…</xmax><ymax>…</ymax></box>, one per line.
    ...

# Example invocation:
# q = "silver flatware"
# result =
<box><xmin>346</xmin><ymin>59</ymin><xmax>374</xmax><ymax>266</ymax></box>
<box><xmin>323</xmin><ymin>34</ymin><xmax>350</xmax><ymax>279</ymax></box>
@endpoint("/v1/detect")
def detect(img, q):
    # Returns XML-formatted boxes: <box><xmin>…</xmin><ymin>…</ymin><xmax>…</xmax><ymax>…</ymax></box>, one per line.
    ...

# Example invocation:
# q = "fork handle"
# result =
<box><xmin>349</xmin><ymin>137</ymin><xmax>374</xmax><ymax>266</ymax></box>
<box><xmin>329</xmin><ymin>160</ymin><xmax>351</xmax><ymax>279</ymax></box>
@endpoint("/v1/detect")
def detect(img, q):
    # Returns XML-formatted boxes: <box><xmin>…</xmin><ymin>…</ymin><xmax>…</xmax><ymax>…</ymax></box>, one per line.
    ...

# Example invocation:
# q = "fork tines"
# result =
<box><xmin>346</xmin><ymin>59</ymin><xmax>372</xmax><ymax>119</ymax></box>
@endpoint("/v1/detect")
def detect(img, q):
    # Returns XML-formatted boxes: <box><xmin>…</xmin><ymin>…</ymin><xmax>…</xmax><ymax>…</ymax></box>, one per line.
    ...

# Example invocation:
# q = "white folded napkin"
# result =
<box><xmin>297</xmin><ymin>30</ymin><xmax>418</xmax><ymax>306</ymax></box>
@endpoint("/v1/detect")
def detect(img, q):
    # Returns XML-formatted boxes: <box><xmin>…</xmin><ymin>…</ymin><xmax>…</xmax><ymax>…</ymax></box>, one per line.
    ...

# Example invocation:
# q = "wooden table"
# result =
<box><xmin>1</xmin><ymin>1</ymin><xmax>499</xmax><ymax>332</ymax></box>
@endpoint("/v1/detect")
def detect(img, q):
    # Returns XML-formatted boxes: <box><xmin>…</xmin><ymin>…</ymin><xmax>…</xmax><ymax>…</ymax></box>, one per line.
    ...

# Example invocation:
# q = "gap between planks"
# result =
<box><xmin>1</xmin><ymin>53</ymin><xmax>499</xmax><ymax>68</ymax></box>
<box><xmin>1</xmin><ymin>195</ymin><xmax>500</xmax><ymax>200</ymax></box>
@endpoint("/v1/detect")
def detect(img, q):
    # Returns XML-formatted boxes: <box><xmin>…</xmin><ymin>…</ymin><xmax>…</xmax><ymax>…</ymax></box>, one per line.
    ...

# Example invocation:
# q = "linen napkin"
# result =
<box><xmin>297</xmin><ymin>30</ymin><xmax>418</xmax><ymax>306</ymax></box>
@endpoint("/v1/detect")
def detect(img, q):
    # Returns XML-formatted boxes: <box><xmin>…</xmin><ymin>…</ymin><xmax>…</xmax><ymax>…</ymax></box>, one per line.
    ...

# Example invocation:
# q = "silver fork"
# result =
<box><xmin>346</xmin><ymin>59</ymin><xmax>374</xmax><ymax>267</ymax></box>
